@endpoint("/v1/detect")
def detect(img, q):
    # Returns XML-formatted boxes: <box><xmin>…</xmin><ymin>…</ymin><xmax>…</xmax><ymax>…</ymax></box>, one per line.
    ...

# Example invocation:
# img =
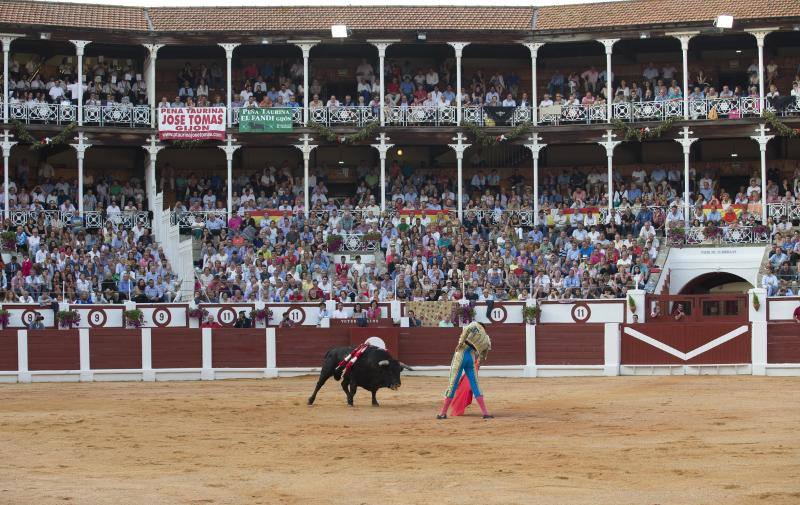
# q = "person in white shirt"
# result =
<box><xmin>501</xmin><ymin>93</ymin><xmax>516</xmax><ymax>107</ymax></box>
<box><xmin>48</xmin><ymin>81</ymin><xmax>65</xmax><ymax>101</ymax></box>
<box><xmin>332</xmin><ymin>302</ymin><xmax>349</xmax><ymax>319</ymax></box>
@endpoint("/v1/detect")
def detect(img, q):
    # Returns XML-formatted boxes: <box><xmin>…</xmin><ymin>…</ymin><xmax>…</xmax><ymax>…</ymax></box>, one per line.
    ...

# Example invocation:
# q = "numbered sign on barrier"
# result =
<box><xmin>286</xmin><ymin>306</ymin><xmax>306</xmax><ymax>325</ymax></box>
<box><xmin>571</xmin><ymin>303</ymin><xmax>592</xmax><ymax>323</ymax></box>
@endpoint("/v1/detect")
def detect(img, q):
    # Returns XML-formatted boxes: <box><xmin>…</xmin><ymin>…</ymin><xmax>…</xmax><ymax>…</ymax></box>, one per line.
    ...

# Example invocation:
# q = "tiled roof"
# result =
<box><xmin>0</xmin><ymin>0</ymin><xmax>798</xmax><ymax>35</ymax></box>
<box><xmin>146</xmin><ymin>6</ymin><xmax>535</xmax><ymax>32</ymax></box>
<box><xmin>535</xmin><ymin>0</ymin><xmax>800</xmax><ymax>32</ymax></box>
<box><xmin>0</xmin><ymin>0</ymin><xmax>148</xmax><ymax>32</ymax></box>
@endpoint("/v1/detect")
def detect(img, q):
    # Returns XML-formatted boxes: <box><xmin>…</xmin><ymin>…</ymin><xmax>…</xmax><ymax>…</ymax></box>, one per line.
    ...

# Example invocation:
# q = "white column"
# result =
<box><xmin>143</xmin><ymin>44</ymin><xmax>163</xmax><ymax>129</ymax></box>
<box><xmin>70</xmin><ymin>131</ymin><xmax>91</xmax><ymax>215</ymax></box>
<box><xmin>17</xmin><ymin>330</ymin><xmax>30</xmax><ymax>383</ymax></box>
<box><xmin>141</xmin><ymin>328</ymin><xmax>154</xmax><ymax>382</ymax></box>
<box><xmin>2</xmin><ymin>129</ymin><xmax>16</xmax><ymax>219</ymax></box>
<box><xmin>218</xmin><ymin>134</ymin><xmax>241</xmax><ymax>216</ymax></box>
<box><xmin>1</xmin><ymin>35</ymin><xmax>21</xmax><ymax>123</ymax></box>
<box><xmin>603</xmin><ymin>323</ymin><xmax>620</xmax><ymax>377</ymax></box>
<box><xmin>523</xmin><ymin>43</ymin><xmax>544</xmax><ymax>124</ymax></box>
<box><xmin>667</xmin><ymin>32</ymin><xmax>699</xmax><ymax>120</ymax></box>
<box><xmin>675</xmin><ymin>127</ymin><xmax>697</xmax><ymax>221</ymax></box>
<box><xmin>746</xmin><ymin>29</ymin><xmax>776</xmax><ymax>113</ymax></box>
<box><xmin>448</xmin><ymin>132</ymin><xmax>470</xmax><ymax>220</ymax></box>
<box><xmin>290</xmin><ymin>41</ymin><xmax>320</xmax><ymax>126</ymax></box>
<box><xmin>598</xmin><ymin>39</ymin><xmax>618</xmax><ymax>122</ymax></box>
<box><xmin>748</xmin><ymin>287</ymin><xmax>768</xmax><ymax>376</ymax></box>
<box><xmin>70</xmin><ymin>40</ymin><xmax>90</xmax><ymax>126</ymax></box>
<box><xmin>371</xmin><ymin>133</ymin><xmax>394</xmax><ymax>211</ymax></box>
<box><xmin>293</xmin><ymin>133</ymin><xmax>317</xmax><ymax>217</ymax></box>
<box><xmin>751</xmin><ymin>124</ymin><xmax>774</xmax><ymax>222</ymax></box>
<box><xmin>142</xmin><ymin>134</ymin><xmax>164</xmax><ymax>213</ymax></box>
<box><xmin>524</xmin><ymin>135</ymin><xmax>546</xmax><ymax>225</ymax></box>
<box><xmin>201</xmin><ymin>327</ymin><xmax>213</xmax><ymax>380</ymax></box>
<box><xmin>218</xmin><ymin>43</ymin><xmax>240</xmax><ymax>127</ymax></box>
<box><xmin>598</xmin><ymin>130</ymin><xmax>620</xmax><ymax>213</ymax></box>
<box><xmin>448</xmin><ymin>42</ymin><xmax>470</xmax><ymax>125</ymax></box>
<box><xmin>368</xmin><ymin>41</ymin><xmax>397</xmax><ymax>127</ymax></box>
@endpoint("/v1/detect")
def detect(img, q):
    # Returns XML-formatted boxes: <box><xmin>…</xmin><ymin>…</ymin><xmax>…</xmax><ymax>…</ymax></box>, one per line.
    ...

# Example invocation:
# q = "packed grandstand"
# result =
<box><xmin>0</xmin><ymin>0</ymin><xmax>799</xmax><ymax>321</ymax></box>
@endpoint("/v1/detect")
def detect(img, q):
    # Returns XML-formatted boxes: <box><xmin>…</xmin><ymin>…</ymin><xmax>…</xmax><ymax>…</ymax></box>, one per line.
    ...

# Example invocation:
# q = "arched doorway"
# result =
<box><xmin>679</xmin><ymin>272</ymin><xmax>754</xmax><ymax>295</ymax></box>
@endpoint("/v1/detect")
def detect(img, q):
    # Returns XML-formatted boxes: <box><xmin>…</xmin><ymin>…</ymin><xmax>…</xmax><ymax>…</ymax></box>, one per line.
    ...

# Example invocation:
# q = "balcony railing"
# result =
<box><xmin>766</xmin><ymin>202</ymin><xmax>800</xmax><ymax>222</ymax></box>
<box><xmin>9</xmin><ymin>210</ymin><xmax>150</xmax><ymax>228</ymax></box>
<box><xmin>667</xmin><ymin>225</ymin><xmax>771</xmax><ymax>246</ymax></box>
<box><xmin>9</xmin><ymin>102</ymin><xmax>77</xmax><ymax>125</ymax></box>
<box><xmin>83</xmin><ymin>104</ymin><xmax>151</xmax><ymax>127</ymax></box>
<box><xmin>170</xmin><ymin>209</ymin><xmax>228</xmax><ymax>228</ymax></box>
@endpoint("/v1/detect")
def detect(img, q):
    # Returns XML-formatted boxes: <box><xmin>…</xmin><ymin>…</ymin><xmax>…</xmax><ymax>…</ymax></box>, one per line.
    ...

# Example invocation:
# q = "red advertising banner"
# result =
<box><xmin>158</xmin><ymin>107</ymin><xmax>226</xmax><ymax>141</ymax></box>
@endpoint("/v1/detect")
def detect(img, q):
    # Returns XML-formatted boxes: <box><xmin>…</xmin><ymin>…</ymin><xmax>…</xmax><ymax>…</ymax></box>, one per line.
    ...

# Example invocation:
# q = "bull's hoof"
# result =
<box><xmin>436</xmin><ymin>414</ymin><xmax>447</xmax><ymax>420</ymax></box>
<box><xmin>372</xmin><ymin>402</ymin><xmax>380</xmax><ymax>407</ymax></box>
<box><xmin>307</xmin><ymin>398</ymin><xmax>314</xmax><ymax>405</ymax></box>
<box><xmin>483</xmin><ymin>414</ymin><xmax>494</xmax><ymax>419</ymax></box>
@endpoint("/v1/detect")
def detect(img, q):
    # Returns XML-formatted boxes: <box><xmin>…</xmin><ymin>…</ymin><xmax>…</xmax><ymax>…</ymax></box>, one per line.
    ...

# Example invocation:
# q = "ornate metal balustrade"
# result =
<box><xmin>537</xmin><ymin>103</ymin><xmax>607</xmax><ymax>125</ymax></box>
<box><xmin>385</xmin><ymin>106</ymin><xmax>457</xmax><ymax>126</ymax></box>
<box><xmin>327</xmin><ymin>233</ymin><xmax>380</xmax><ymax>252</ymax></box>
<box><xmin>668</xmin><ymin>225</ymin><xmax>771</xmax><ymax>246</ymax></box>
<box><xmin>9</xmin><ymin>210</ymin><xmax>149</xmax><ymax>228</ymax></box>
<box><xmin>83</xmin><ymin>104</ymin><xmax>151</xmax><ymax>127</ymax></box>
<box><xmin>767</xmin><ymin>203</ymin><xmax>800</xmax><ymax>222</ymax></box>
<box><xmin>9</xmin><ymin>102</ymin><xmax>77</xmax><ymax>125</ymax></box>
<box><xmin>464</xmin><ymin>208</ymin><xmax>534</xmax><ymax>226</ymax></box>
<box><xmin>309</xmin><ymin>106</ymin><xmax>378</xmax><ymax>127</ymax></box>
<box><xmin>170</xmin><ymin>210</ymin><xmax>228</xmax><ymax>228</ymax></box>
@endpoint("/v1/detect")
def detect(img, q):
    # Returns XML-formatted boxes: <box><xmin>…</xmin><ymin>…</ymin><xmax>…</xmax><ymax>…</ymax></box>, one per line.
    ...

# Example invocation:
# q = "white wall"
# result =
<box><xmin>660</xmin><ymin>246</ymin><xmax>765</xmax><ymax>295</ymax></box>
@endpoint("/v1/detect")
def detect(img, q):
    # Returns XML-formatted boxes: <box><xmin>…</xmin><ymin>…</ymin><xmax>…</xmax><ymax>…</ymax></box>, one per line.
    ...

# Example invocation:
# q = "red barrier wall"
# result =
<box><xmin>622</xmin><ymin>323</ymin><xmax>750</xmax><ymax>365</ymax></box>
<box><xmin>398</xmin><ymin>327</ymin><xmax>460</xmax><ymax>366</ymax></box>
<box><xmin>767</xmin><ymin>323</ymin><xmax>800</xmax><ymax>363</ymax></box>
<box><xmin>151</xmin><ymin>328</ymin><xmax>202</xmax><ymax>369</ymax></box>
<box><xmin>27</xmin><ymin>330</ymin><xmax>80</xmax><ymax>371</ymax></box>
<box><xmin>535</xmin><ymin>324</ymin><xmax>604</xmax><ymax>365</ymax></box>
<box><xmin>0</xmin><ymin>330</ymin><xmax>18</xmax><ymax>371</ymax></box>
<box><xmin>90</xmin><ymin>329</ymin><xmax>142</xmax><ymax>370</ymax></box>
<box><xmin>212</xmin><ymin>329</ymin><xmax>266</xmax><ymax>368</ymax></box>
<box><xmin>275</xmin><ymin>327</ymin><xmax>350</xmax><ymax>367</ymax></box>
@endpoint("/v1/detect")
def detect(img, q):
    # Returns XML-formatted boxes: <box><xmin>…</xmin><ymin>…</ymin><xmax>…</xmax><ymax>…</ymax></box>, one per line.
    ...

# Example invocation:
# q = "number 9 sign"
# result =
<box><xmin>87</xmin><ymin>309</ymin><xmax>108</xmax><ymax>328</ymax></box>
<box><xmin>151</xmin><ymin>307</ymin><xmax>172</xmax><ymax>327</ymax></box>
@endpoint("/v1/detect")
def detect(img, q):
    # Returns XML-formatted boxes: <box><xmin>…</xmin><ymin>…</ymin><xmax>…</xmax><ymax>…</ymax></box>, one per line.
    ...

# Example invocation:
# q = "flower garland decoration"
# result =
<box><xmin>460</xmin><ymin>121</ymin><xmax>534</xmax><ymax>147</ymax></box>
<box><xmin>611</xmin><ymin>117</ymin><xmax>678</xmax><ymax>142</ymax></box>
<box><xmin>123</xmin><ymin>309</ymin><xmax>145</xmax><ymax>328</ymax></box>
<box><xmin>761</xmin><ymin>111</ymin><xmax>800</xmax><ymax>138</ymax></box>
<box><xmin>11</xmin><ymin>120</ymin><xmax>78</xmax><ymax>151</ymax></box>
<box><xmin>55</xmin><ymin>309</ymin><xmax>81</xmax><ymax>328</ymax></box>
<box><xmin>1</xmin><ymin>231</ymin><xmax>17</xmax><ymax>251</ymax></box>
<box><xmin>249</xmin><ymin>308</ymin><xmax>272</xmax><ymax>323</ymax></box>
<box><xmin>522</xmin><ymin>304</ymin><xmax>540</xmax><ymax>324</ymax></box>
<box><xmin>450</xmin><ymin>302</ymin><xmax>476</xmax><ymax>326</ymax></box>
<box><xmin>307</xmin><ymin>121</ymin><xmax>381</xmax><ymax>144</ymax></box>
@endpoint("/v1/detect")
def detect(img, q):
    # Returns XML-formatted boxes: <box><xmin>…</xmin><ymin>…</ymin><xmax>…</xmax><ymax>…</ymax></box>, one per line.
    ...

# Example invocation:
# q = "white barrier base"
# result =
<box><xmin>30</xmin><ymin>371</ymin><xmax>81</xmax><ymax>382</ymax></box>
<box><xmin>765</xmin><ymin>364</ymin><xmax>800</xmax><ymax>376</ymax></box>
<box><xmin>534</xmin><ymin>365</ymin><xmax>604</xmax><ymax>377</ymax></box>
<box><xmin>620</xmin><ymin>364</ymin><xmax>752</xmax><ymax>376</ymax></box>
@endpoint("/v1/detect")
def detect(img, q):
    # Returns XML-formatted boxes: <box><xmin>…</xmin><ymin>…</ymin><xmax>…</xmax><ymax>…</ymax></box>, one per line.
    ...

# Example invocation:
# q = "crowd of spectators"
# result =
<box><xmin>0</xmin><ymin>158</ymin><xmax>148</xmax><ymax>216</ymax></box>
<box><xmin>7</xmin><ymin>53</ymin><xmax>148</xmax><ymax>108</ymax></box>
<box><xmin>0</xmin><ymin>215</ymin><xmax>180</xmax><ymax>305</ymax></box>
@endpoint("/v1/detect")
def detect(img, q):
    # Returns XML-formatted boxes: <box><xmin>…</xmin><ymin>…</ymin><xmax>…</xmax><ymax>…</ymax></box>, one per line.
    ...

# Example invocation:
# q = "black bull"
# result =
<box><xmin>307</xmin><ymin>345</ymin><xmax>413</xmax><ymax>406</ymax></box>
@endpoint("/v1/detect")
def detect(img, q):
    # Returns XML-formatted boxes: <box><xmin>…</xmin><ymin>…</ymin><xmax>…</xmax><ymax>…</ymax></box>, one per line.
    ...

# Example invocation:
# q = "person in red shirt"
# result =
<box><xmin>201</xmin><ymin>315</ymin><xmax>221</xmax><ymax>328</ymax></box>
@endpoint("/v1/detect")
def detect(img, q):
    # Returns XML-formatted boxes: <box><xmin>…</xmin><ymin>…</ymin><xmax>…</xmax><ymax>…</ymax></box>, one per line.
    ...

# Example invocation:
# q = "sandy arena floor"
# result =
<box><xmin>1</xmin><ymin>376</ymin><xmax>799</xmax><ymax>505</ymax></box>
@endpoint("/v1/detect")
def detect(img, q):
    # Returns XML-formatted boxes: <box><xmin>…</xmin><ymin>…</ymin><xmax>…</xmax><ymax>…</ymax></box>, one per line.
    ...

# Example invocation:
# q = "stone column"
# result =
<box><xmin>523</xmin><ymin>43</ymin><xmax>544</xmax><ymax>124</ymax></box>
<box><xmin>218</xmin><ymin>134</ymin><xmax>241</xmax><ymax>216</ymax></box>
<box><xmin>524</xmin><ymin>135</ymin><xmax>546</xmax><ymax>225</ymax></box>
<box><xmin>675</xmin><ymin>126</ymin><xmax>697</xmax><ymax>221</ymax></box>
<box><xmin>751</xmin><ymin>124</ymin><xmax>774</xmax><ymax>223</ymax></box>
<box><xmin>70</xmin><ymin>131</ymin><xmax>91</xmax><ymax>215</ymax></box>
<box><xmin>142</xmin><ymin>134</ymin><xmax>165</xmax><ymax>214</ymax></box>
<box><xmin>143</xmin><ymin>44</ymin><xmax>164</xmax><ymax>128</ymax></box>
<box><xmin>598</xmin><ymin>39</ymin><xmax>619</xmax><ymax>122</ymax></box>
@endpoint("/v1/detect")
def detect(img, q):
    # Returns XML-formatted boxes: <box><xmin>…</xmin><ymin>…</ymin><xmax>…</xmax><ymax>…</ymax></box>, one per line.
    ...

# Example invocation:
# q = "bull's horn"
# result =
<box><xmin>378</xmin><ymin>360</ymin><xmax>389</xmax><ymax>367</ymax></box>
<box><xmin>399</xmin><ymin>362</ymin><xmax>413</xmax><ymax>371</ymax></box>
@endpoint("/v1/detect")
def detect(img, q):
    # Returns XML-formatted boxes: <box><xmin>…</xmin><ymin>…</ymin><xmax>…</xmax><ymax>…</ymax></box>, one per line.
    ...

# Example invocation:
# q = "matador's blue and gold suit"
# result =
<box><xmin>437</xmin><ymin>322</ymin><xmax>493</xmax><ymax>419</ymax></box>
